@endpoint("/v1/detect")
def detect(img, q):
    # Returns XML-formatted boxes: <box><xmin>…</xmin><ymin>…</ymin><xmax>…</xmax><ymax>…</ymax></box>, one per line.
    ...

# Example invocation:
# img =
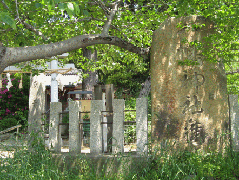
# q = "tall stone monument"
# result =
<box><xmin>151</xmin><ymin>16</ymin><xmax>229</xmax><ymax>150</ymax></box>
<box><xmin>28</xmin><ymin>73</ymin><xmax>46</xmax><ymax>136</ymax></box>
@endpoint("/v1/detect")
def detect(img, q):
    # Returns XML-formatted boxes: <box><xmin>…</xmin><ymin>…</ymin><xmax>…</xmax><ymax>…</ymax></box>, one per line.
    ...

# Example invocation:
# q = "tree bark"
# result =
<box><xmin>82</xmin><ymin>48</ymin><xmax>98</xmax><ymax>99</ymax></box>
<box><xmin>0</xmin><ymin>34</ymin><xmax>149</xmax><ymax>74</ymax></box>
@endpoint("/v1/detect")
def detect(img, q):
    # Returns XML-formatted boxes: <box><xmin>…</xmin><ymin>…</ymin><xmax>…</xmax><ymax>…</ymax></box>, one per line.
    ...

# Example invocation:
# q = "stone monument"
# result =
<box><xmin>151</xmin><ymin>16</ymin><xmax>229</xmax><ymax>150</ymax></box>
<box><xmin>28</xmin><ymin>73</ymin><xmax>46</xmax><ymax>137</ymax></box>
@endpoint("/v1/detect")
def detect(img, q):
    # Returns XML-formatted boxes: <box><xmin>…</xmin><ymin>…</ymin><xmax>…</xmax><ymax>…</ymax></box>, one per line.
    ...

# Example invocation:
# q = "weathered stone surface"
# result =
<box><xmin>90</xmin><ymin>100</ymin><xmax>104</xmax><ymax>154</ymax></box>
<box><xmin>112</xmin><ymin>99</ymin><xmax>125</xmax><ymax>154</ymax></box>
<box><xmin>69</xmin><ymin>101</ymin><xmax>81</xmax><ymax>153</ymax></box>
<box><xmin>136</xmin><ymin>98</ymin><xmax>148</xmax><ymax>155</ymax></box>
<box><xmin>49</xmin><ymin>102</ymin><xmax>62</xmax><ymax>152</ymax></box>
<box><xmin>94</xmin><ymin>84</ymin><xmax>114</xmax><ymax>152</ymax></box>
<box><xmin>151</xmin><ymin>16</ymin><xmax>229</xmax><ymax>150</ymax></box>
<box><xmin>229</xmin><ymin>95</ymin><xmax>239</xmax><ymax>151</ymax></box>
<box><xmin>28</xmin><ymin>73</ymin><xmax>46</xmax><ymax>135</ymax></box>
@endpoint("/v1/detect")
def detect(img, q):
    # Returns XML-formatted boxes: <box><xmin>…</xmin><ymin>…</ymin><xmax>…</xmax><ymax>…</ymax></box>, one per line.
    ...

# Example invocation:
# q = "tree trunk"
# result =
<box><xmin>82</xmin><ymin>48</ymin><xmax>98</xmax><ymax>99</ymax></box>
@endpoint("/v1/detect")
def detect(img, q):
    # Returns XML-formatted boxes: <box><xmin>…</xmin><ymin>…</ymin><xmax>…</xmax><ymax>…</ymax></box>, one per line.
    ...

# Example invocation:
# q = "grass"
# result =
<box><xmin>1</xmin><ymin>133</ymin><xmax>239</xmax><ymax>180</ymax></box>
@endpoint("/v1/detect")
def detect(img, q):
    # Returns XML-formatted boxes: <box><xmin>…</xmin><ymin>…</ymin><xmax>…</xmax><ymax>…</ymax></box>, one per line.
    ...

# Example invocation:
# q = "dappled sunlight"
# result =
<box><xmin>0</xmin><ymin>150</ymin><xmax>14</xmax><ymax>158</ymax></box>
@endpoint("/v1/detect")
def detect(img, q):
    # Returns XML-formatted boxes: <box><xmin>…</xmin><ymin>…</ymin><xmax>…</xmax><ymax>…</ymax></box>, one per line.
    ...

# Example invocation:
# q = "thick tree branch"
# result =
<box><xmin>15</xmin><ymin>0</ymin><xmax>19</xmax><ymax>19</ymax></box>
<box><xmin>1</xmin><ymin>0</ymin><xmax>9</xmax><ymax>9</ymax></box>
<box><xmin>75</xmin><ymin>16</ymin><xmax>128</xmax><ymax>39</ymax></box>
<box><xmin>21</xmin><ymin>20</ymin><xmax>48</xmax><ymax>40</ymax></box>
<box><xmin>101</xmin><ymin>1</ymin><xmax>120</xmax><ymax>36</ymax></box>
<box><xmin>0</xmin><ymin>34</ymin><xmax>150</xmax><ymax>74</ymax></box>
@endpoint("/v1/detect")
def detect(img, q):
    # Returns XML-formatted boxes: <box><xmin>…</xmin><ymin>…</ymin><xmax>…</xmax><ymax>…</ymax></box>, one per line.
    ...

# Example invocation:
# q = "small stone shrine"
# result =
<box><xmin>150</xmin><ymin>16</ymin><xmax>229</xmax><ymax>150</ymax></box>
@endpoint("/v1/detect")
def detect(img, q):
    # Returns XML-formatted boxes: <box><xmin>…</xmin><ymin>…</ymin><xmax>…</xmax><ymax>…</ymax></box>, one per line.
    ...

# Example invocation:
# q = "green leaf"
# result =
<box><xmin>0</xmin><ymin>13</ymin><xmax>16</xmax><ymax>30</ymax></box>
<box><xmin>74</xmin><ymin>2</ymin><xmax>80</xmax><ymax>15</ymax></box>
<box><xmin>83</xmin><ymin>10</ymin><xmax>90</xmax><ymax>16</ymax></box>
<box><xmin>35</xmin><ymin>3</ymin><xmax>43</xmax><ymax>8</ymax></box>
<box><xmin>58</xmin><ymin>3</ymin><xmax>66</xmax><ymax>10</ymax></box>
<box><xmin>66</xmin><ymin>2</ymin><xmax>74</xmax><ymax>17</ymax></box>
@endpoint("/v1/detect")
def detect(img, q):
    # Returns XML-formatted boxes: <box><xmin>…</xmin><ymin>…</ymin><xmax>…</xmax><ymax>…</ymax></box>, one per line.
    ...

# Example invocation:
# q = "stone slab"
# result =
<box><xmin>69</xmin><ymin>101</ymin><xmax>81</xmax><ymax>153</ymax></box>
<box><xmin>229</xmin><ymin>95</ymin><xmax>239</xmax><ymax>150</ymax></box>
<box><xmin>90</xmin><ymin>100</ymin><xmax>104</xmax><ymax>154</ymax></box>
<box><xmin>112</xmin><ymin>99</ymin><xmax>125</xmax><ymax>154</ymax></box>
<box><xmin>136</xmin><ymin>98</ymin><xmax>148</xmax><ymax>155</ymax></box>
<box><xmin>49</xmin><ymin>102</ymin><xmax>62</xmax><ymax>152</ymax></box>
<box><xmin>151</xmin><ymin>16</ymin><xmax>229</xmax><ymax>150</ymax></box>
<box><xmin>28</xmin><ymin>73</ymin><xmax>46</xmax><ymax>135</ymax></box>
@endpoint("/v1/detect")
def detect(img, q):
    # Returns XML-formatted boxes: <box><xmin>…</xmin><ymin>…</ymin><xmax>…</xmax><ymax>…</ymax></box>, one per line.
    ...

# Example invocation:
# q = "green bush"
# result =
<box><xmin>0</xmin><ymin>74</ymin><xmax>30</xmax><ymax>131</ymax></box>
<box><xmin>0</xmin><ymin>117</ymin><xmax>19</xmax><ymax>130</ymax></box>
<box><xmin>62</xmin><ymin>113</ymin><xmax>69</xmax><ymax>124</ymax></box>
<box><xmin>124</xmin><ymin>125</ymin><xmax>136</xmax><ymax>144</ymax></box>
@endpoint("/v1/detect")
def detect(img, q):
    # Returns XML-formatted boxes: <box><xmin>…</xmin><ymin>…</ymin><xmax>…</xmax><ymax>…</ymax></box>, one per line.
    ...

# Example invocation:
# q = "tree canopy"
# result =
<box><xmin>0</xmin><ymin>0</ymin><xmax>238</xmax><ymax>92</ymax></box>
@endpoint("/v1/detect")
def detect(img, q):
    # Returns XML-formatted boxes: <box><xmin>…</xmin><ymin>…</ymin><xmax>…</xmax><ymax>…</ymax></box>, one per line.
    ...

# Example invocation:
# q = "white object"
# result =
<box><xmin>102</xmin><ymin>92</ymin><xmax>107</xmax><ymax>152</ymax></box>
<box><xmin>6</xmin><ymin>73</ymin><xmax>12</xmax><ymax>90</ymax></box>
<box><xmin>45</xmin><ymin>139</ymin><xmax>50</xmax><ymax>148</ymax></box>
<box><xmin>67</xmin><ymin>98</ymin><xmax>73</xmax><ymax>102</ymax></box>
<box><xmin>51</xmin><ymin>59</ymin><xmax>58</xmax><ymax>102</ymax></box>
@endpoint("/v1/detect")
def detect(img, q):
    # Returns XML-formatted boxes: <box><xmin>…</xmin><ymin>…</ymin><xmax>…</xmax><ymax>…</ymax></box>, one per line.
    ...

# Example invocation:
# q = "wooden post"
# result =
<box><xmin>16</xmin><ymin>126</ymin><xmax>19</xmax><ymax>142</ymax></box>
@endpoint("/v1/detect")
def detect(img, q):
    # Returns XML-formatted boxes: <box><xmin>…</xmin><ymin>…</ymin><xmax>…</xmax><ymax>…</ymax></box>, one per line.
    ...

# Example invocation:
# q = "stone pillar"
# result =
<box><xmin>229</xmin><ymin>95</ymin><xmax>239</xmax><ymax>151</ymax></box>
<box><xmin>93</xmin><ymin>84</ymin><xmax>114</xmax><ymax>152</ymax></box>
<box><xmin>51</xmin><ymin>59</ymin><xmax>58</xmax><ymax>102</ymax></box>
<box><xmin>49</xmin><ymin>102</ymin><xmax>62</xmax><ymax>152</ymax></box>
<box><xmin>69</xmin><ymin>101</ymin><xmax>81</xmax><ymax>153</ymax></box>
<box><xmin>102</xmin><ymin>93</ymin><xmax>107</xmax><ymax>152</ymax></box>
<box><xmin>105</xmin><ymin>84</ymin><xmax>114</xmax><ymax>152</ymax></box>
<box><xmin>112</xmin><ymin>99</ymin><xmax>124</xmax><ymax>154</ymax></box>
<box><xmin>28</xmin><ymin>73</ymin><xmax>46</xmax><ymax>136</ymax></box>
<box><xmin>151</xmin><ymin>16</ymin><xmax>229</xmax><ymax>150</ymax></box>
<box><xmin>136</xmin><ymin>98</ymin><xmax>148</xmax><ymax>155</ymax></box>
<box><xmin>90</xmin><ymin>100</ymin><xmax>103</xmax><ymax>154</ymax></box>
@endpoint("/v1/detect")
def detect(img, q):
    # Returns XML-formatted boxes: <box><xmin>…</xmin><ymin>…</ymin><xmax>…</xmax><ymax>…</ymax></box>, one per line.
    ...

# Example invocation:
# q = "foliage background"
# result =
<box><xmin>0</xmin><ymin>0</ymin><xmax>239</xmax><ymax>129</ymax></box>
<box><xmin>226</xmin><ymin>62</ymin><xmax>239</xmax><ymax>94</ymax></box>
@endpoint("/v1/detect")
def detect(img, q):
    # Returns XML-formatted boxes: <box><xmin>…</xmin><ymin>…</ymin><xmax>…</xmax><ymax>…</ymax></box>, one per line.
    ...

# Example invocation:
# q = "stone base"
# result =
<box><xmin>52</xmin><ymin>152</ymin><xmax>148</xmax><ymax>178</ymax></box>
